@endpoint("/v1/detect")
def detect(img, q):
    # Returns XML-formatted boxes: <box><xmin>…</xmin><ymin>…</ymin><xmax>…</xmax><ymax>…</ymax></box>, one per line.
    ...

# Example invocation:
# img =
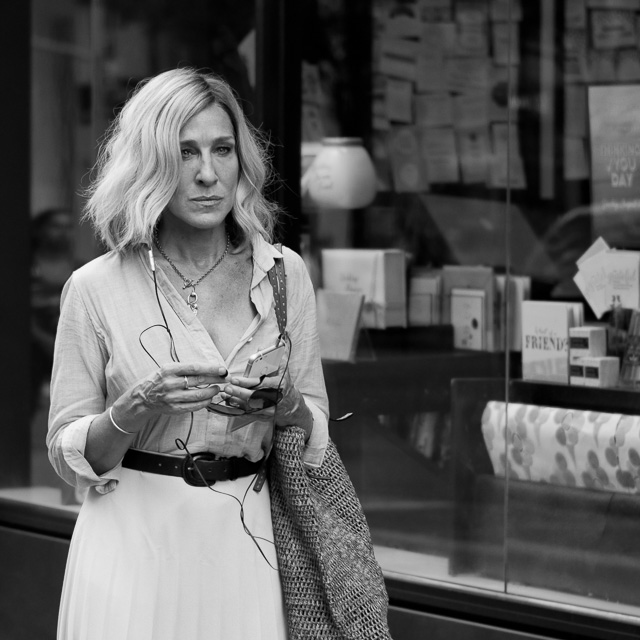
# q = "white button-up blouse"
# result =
<box><xmin>47</xmin><ymin>237</ymin><xmax>329</xmax><ymax>494</ymax></box>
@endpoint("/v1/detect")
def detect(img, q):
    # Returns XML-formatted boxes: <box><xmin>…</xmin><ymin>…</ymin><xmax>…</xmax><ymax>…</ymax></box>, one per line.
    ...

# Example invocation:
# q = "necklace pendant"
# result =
<box><xmin>187</xmin><ymin>289</ymin><xmax>198</xmax><ymax>315</ymax></box>
<box><xmin>153</xmin><ymin>231</ymin><xmax>230</xmax><ymax>317</ymax></box>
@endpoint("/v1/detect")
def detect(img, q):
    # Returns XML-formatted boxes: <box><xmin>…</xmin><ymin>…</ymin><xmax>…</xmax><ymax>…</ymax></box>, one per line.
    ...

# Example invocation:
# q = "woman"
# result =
<box><xmin>47</xmin><ymin>67</ymin><xmax>329</xmax><ymax>639</ymax></box>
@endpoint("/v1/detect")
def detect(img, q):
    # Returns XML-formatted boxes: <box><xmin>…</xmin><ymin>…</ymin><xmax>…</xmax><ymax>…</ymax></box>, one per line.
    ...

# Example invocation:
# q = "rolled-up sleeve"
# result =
<box><xmin>46</xmin><ymin>277</ymin><xmax>118</xmax><ymax>492</ymax></box>
<box><xmin>282</xmin><ymin>249</ymin><xmax>329</xmax><ymax>468</ymax></box>
<box><xmin>51</xmin><ymin>415</ymin><xmax>120</xmax><ymax>494</ymax></box>
<box><xmin>302</xmin><ymin>400</ymin><xmax>329</xmax><ymax>467</ymax></box>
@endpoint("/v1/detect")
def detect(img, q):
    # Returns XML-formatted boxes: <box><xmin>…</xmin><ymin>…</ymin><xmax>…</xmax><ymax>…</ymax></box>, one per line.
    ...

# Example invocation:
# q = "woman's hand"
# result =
<box><xmin>217</xmin><ymin>369</ymin><xmax>313</xmax><ymax>440</ymax></box>
<box><xmin>111</xmin><ymin>362</ymin><xmax>229</xmax><ymax>432</ymax></box>
<box><xmin>85</xmin><ymin>362</ymin><xmax>228</xmax><ymax>476</ymax></box>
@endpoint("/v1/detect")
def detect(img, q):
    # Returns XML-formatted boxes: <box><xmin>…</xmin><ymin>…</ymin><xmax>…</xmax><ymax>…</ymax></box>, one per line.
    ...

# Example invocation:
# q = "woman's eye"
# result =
<box><xmin>216</xmin><ymin>145</ymin><xmax>234</xmax><ymax>156</ymax></box>
<box><xmin>180</xmin><ymin>148</ymin><xmax>195</xmax><ymax>159</ymax></box>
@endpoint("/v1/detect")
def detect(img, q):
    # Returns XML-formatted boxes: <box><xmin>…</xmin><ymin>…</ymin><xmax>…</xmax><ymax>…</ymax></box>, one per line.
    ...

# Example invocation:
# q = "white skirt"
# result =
<box><xmin>57</xmin><ymin>468</ymin><xmax>288</xmax><ymax>640</ymax></box>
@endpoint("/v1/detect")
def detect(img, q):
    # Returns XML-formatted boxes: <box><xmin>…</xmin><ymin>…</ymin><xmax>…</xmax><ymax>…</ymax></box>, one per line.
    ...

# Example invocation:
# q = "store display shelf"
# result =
<box><xmin>510</xmin><ymin>380</ymin><xmax>640</xmax><ymax>414</ymax></box>
<box><xmin>449</xmin><ymin>377</ymin><xmax>640</xmax><ymax>635</ymax></box>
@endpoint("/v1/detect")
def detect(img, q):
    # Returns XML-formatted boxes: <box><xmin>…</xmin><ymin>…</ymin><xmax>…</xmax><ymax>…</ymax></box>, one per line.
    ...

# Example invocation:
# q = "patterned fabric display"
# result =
<box><xmin>481</xmin><ymin>401</ymin><xmax>640</xmax><ymax>494</ymax></box>
<box><xmin>612</xmin><ymin>414</ymin><xmax>640</xmax><ymax>492</ymax></box>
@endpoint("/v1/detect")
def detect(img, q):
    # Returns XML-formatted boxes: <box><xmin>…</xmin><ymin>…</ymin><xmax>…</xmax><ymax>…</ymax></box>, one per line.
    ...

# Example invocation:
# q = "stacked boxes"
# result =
<box><xmin>569</xmin><ymin>326</ymin><xmax>619</xmax><ymax>388</ymax></box>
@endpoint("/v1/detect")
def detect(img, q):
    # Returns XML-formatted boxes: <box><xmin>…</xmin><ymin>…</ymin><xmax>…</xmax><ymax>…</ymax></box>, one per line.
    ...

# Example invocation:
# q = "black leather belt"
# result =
<box><xmin>122</xmin><ymin>448</ymin><xmax>263</xmax><ymax>487</ymax></box>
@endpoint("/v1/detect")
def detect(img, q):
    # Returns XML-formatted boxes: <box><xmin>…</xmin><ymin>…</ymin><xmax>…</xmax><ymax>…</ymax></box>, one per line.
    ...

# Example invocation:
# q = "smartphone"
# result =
<box><xmin>243</xmin><ymin>343</ymin><xmax>286</xmax><ymax>378</ymax></box>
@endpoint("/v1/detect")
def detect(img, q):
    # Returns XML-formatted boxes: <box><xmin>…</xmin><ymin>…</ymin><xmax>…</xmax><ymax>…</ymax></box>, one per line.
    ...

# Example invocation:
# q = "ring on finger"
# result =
<box><xmin>183</xmin><ymin>376</ymin><xmax>189</xmax><ymax>390</ymax></box>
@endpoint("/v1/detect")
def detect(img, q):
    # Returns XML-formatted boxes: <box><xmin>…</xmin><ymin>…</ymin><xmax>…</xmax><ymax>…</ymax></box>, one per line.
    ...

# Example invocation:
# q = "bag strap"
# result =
<box><xmin>253</xmin><ymin>243</ymin><xmax>287</xmax><ymax>494</ymax></box>
<box><xmin>267</xmin><ymin>243</ymin><xmax>287</xmax><ymax>341</ymax></box>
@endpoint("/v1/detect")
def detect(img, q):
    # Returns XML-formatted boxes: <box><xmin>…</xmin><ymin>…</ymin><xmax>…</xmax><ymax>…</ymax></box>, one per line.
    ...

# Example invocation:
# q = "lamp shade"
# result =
<box><xmin>306</xmin><ymin>137</ymin><xmax>377</xmax><ymax>209</ymax></box>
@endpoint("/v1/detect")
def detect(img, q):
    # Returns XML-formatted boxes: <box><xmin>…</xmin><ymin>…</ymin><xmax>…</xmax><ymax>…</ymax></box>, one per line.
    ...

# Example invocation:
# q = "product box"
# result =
<box><xmin>451</xmin><ymin>287</ymin><xmax>486</xmax><ymax>350</ymax></box>
<box><xmin>521</xmin><ymin>301</ymin><xmax>584</xmax><ymax>384</ymax></box>
<box><xmin>569</xmin><ymin>362</ymin><xmax>585</xmax><ymax>386</ymax></box>
<box><xmin>442</xmin><ymin>265</ymin><xmax>495</xmax><ymax>350</ymax></box>
<box><xmin>408</xmin><ymin>269</ymin><xmax>442</xmax><ymax>326</ymax></box>
<box><xmin>321</xmin><ymin>249</ymin><xmax>407</xmax><ymax>329</ymax></box>
<box><xmin>581</xmin><ymin>356</ymin><xmax>620</xmax><ymax>388</ymax></box>
<box><xmin>569</xmin><ymin>326</ymin><xmax>607</xmax><ymax>364</ymax></box>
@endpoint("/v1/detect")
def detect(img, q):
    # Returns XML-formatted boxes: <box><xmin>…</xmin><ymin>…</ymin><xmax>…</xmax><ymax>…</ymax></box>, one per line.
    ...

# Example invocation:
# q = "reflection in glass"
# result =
<box><xmin>302</xmin><ymin>0</ymin><xmax>640</xmax><ymax>625</ymax></box>
<box><xmin>24</xmin><ymin>0</ymin><xmax>256</xmax><ymax>507</ymax></box>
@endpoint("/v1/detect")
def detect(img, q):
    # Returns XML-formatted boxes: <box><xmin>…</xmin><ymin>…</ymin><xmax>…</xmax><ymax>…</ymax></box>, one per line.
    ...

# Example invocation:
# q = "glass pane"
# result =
<box><xmin>301</xmin><ymin>0</ymin><xmax>518</xmax><ymax>594</ymax></box>
<box><xmin>22</xmin><ymin>0</ymin><xmax>256</xmax><ymax>511</ymax></box>
<box><xmin>303</xmin><ymin>1</ymin><xmax>640</xmax><ymax>624</ymax></box>
<box><xmin>503</xmin><ymin>0</ymin><xmax>640</xmax><ymax>622</ymax></box>
<box><xmin>29</xmin><ymin>0</ymin><xmax>96</xmax><ymax>511</ymax></box>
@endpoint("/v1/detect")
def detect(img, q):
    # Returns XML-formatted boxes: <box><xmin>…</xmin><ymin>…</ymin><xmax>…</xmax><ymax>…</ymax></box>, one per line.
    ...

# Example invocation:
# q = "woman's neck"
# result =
<box><xmin>155</xmin><ymin>221</ymin><xmax>228</xmax><ymax>266</ymax></box>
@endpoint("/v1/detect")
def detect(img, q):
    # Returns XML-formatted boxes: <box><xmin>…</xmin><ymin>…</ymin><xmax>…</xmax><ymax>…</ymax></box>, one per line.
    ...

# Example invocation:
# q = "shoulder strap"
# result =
<box><xmin>253</xmin><ymin>243</ymin><xmax>287</xmax><ymax>495</ymax></box>
<box><xmin>267</xmin><ymin>243</ymin><xmax>287</xmax><ymax>340</ymax></box>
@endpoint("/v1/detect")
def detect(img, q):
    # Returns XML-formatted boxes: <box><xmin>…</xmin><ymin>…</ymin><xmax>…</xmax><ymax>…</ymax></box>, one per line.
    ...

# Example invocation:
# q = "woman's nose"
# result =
<box><xmin>196</xmin><ymin>156</ymin><xmax>218</xmax><ymax>185</ymax></box>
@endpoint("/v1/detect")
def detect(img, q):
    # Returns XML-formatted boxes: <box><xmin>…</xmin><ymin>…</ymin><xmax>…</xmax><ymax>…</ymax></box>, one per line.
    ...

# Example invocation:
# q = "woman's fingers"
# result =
<box><xmin>181</xmin><ymin>376</ymin><xmax>223</xmax><ymax>390</ymax></box>
<box><xmin>161</xmin><ymin>361</ymin><xmax>228</xmax><ymax>377</ymax></box>
<box><xmin>139</xmin><ymin>369</ymin><xmax>224</xmax><ymax>414</ymax></box>
<box><xmin>160</xmin><ymin>362</ymin><xmax>228</xmax><ymax>389</ymax></box>
<box><xmin>216</xmin><ymin>374</ymin><xmax>284</xmax><ymax>414</ymax></box>
<box><xmin>154</xmin><ymin>362</ymin><xmax>227</xmax><ymax>395</ymax></box>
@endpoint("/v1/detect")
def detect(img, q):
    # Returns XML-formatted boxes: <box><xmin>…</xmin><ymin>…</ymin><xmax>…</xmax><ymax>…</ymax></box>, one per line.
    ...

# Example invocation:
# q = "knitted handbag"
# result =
<box><xmin>266</xmin><ymin>246</ymin><xmax>392</xmax><ymax>639</ymax></box>
<box><xmin>269</xmin><ymin>427</ymin><xmax>393</xmax><ymax>640</ymax></box>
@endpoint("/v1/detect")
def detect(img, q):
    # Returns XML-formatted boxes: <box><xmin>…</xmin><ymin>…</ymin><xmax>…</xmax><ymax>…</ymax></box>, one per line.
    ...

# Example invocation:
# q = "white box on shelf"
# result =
<box><xmin>581</xmin><ymin>356</ymin><xmax>620</xmax><ymax>388</ymax></box>
<box><xmin>569</xmin><ymin>326</ymin><xmax>607</xmax><ymax>364</ymax></box>
<box><xmin>569</xmin><ymin>362</ymin><xmax>585</xmax><ymax>386</ymax></box>
<box><xmin>321</xmin><ymin>249</ymin><xmax>407</xmax><ymax>329</ymax></box>
<box><xmin>442</xmin><ymin>265</ymin><xmax>495</xmax><ymax>350</ymax></box>
<box><xmin>408</xmin><ymin>269</ymin><xmax>442</xmax><ymax>326</ymax></box>
<box><xmin>450</xmin><ymin>287</ymin><xmax>486</xmax><ymax>350</ymax></box>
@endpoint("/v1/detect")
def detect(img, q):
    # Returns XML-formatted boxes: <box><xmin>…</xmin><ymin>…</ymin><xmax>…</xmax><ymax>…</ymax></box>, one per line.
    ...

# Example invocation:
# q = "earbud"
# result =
<box><xmin>148</xmin><ymin>247</ymin><xmax>156</xmax><ymax>272</ymax></box>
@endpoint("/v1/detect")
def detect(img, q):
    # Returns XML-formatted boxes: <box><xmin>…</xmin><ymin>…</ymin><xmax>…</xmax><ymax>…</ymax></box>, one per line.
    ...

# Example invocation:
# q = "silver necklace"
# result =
<box><xmin>153</xmin><ymin>230</ymin><xmax>230</xmax><ymax>315</ymax></box>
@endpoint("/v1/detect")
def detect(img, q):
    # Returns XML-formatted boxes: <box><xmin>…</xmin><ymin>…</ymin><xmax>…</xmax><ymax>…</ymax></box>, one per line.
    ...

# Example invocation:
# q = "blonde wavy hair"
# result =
<box><xmin>84</xmin><ymin>67</ymin><xmax>279</xmax><ymax>252</ymax></box>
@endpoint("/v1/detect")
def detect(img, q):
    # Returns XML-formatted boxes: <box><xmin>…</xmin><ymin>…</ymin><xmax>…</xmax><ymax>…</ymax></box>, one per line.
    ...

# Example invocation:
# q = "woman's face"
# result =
<box><xmin>165</xmin><ymin>103</ymin><xmax>239</xmax><ymax>231</ymax></box>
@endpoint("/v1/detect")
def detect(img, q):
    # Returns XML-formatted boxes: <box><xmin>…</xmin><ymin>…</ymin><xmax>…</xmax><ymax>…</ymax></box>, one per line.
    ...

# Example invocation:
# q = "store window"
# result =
<box><xmin>6</xmin><ymin>0</ymin><xmax>640</xmax><ymax>633</ymax></box>
<box><xmin>302</xmin><ymin>0</ymin><xmax>640</xmax><ymax>626</ymax></box>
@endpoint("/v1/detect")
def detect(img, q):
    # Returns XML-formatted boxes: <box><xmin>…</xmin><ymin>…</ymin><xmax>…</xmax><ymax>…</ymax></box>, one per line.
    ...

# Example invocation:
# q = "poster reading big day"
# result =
<box><xmin>588</xmin><ymin>84</ymin><xmax>640</xmax><ymax>212</ymax></box>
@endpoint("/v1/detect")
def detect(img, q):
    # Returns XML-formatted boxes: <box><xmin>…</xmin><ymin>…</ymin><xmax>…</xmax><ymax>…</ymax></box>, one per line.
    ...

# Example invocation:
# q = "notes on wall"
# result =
<box><xmin>372</xmin><ymin>0</ymin><xmax>525</xmax><ymax>192</ymax></box>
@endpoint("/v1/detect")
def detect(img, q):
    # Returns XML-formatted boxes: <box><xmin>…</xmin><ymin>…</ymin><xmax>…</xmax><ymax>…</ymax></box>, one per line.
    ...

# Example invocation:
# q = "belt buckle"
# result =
<box><xmin>182</xmin><ymin>452</ymin><xmax>217</xmax><ymax>487</ymax></box>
